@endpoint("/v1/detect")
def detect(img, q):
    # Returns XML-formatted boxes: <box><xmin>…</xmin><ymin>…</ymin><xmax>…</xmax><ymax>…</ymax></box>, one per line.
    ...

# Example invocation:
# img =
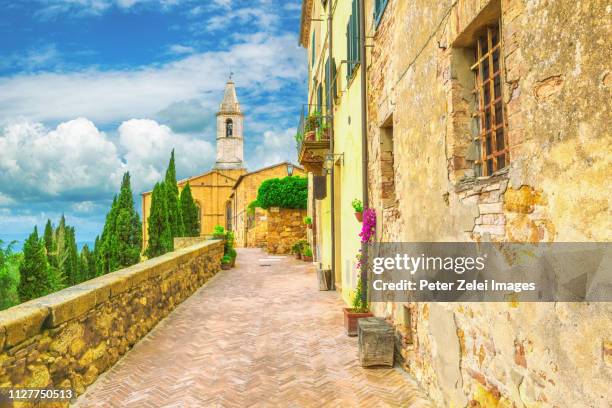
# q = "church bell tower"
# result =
<box><xmin>214</xmin><ymin>78</ymin><xmax>245</xmax><ymax>169</ymax></box>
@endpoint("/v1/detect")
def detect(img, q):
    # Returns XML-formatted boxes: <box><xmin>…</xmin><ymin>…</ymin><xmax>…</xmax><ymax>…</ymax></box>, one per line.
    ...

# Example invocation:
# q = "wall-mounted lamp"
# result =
<box><xmin>323</xmin><ymin>153</ymin><xmax>343</xmax><ymax>175</ymax></box>
<box><xmin>287</xmin><ymin>163</ymin><xmax>295</xmax><ymax>176</ymax></box>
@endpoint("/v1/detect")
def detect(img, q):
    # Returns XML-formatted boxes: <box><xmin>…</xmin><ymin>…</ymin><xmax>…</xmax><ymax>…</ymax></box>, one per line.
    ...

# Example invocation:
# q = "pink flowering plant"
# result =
<box><xmin>352</xmin><ymin>208</ymin><xmax>376</xmax><ymax>312</ymax></box>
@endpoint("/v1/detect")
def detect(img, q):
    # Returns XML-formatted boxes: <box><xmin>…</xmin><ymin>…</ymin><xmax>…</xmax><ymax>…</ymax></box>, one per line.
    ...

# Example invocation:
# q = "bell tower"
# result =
<box><xmin>214</xmin><ymin>78</ymin><xmax>245</xmax><ymax>169</ymax></box>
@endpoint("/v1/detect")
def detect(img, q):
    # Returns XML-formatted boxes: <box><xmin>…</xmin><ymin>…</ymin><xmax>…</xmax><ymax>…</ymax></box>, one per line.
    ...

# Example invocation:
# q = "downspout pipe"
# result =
<box><xmin>328</xmin><ymin>0</ymin><xmax>336</xmax><ymax>290</ymax></box>
<box><xmin>359</xmin><ymin>0</ymin><xmax>369</xmax><ymax>304</ymax></box>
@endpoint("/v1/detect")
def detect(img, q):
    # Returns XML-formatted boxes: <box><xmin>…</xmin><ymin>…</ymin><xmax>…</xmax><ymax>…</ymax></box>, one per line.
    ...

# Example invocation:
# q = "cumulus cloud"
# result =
<box><xmin>0</xmin><ymin>118</ymin><xmax>123</xmax><ymax>201</ymax></box>
<box><xmin>0</xmin><ymin>117</ymin><xmax>215</xmax><ymax>204</ymax></box>
<box><xmin>249</xmin><ymin>127</ymin><xmax>298</xmax><ymax>168</ymax></box>
<box><xmin>168</xmin><ymin>44</ymin><xmax>195</xmax><ymax>55</ymax></box>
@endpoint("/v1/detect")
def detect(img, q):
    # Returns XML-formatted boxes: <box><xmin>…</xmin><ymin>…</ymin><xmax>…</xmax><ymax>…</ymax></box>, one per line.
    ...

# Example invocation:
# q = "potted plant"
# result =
<box><xmin>292</xmin><ymin>241</ymin><xmax>303</xmax><ymax>259</ymax></box>
<box><xmin>343</xmin><ymin>278</ymin><xmax>373</xmax><ymax>336</ymax></box>
<box><xmin>352</xmin><ymin>199</ymin><xmax>363</xmax><ymax>222</ymax></box>
<box><xmin>228</xmin><ymin>247</ymin><xmax>237</xmax><ymax>267</ymax></box>
<box><xmin>304</xmin><ymin>112</ymin><xmax>320</xmax><ymax>141</ymax></box>
<box><xmin>302</xmin><ymin>246</ymin><xmax>313</xmax><ymax>262</ymax></box>
<box><xmin>304</xmin><ymin>216</ymin><xmax>313</xmax><ymax>229</ymax></box>
<box><xmin>319</xmin><ymin>122</ymin><xmax>331</xmax><ymax>140</ymax></box>
<box><xmin>221</xmin><ymin>255</ymin><xmax>232</xmax><ymax>270</ymax></box>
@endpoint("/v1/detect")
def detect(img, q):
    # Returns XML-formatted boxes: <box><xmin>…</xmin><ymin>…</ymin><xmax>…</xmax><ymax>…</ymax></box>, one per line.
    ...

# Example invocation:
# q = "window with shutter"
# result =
<box><xmin>311</xmin><ymin>30</ymin><xmax>316</xmax><ymax>67</ymax></box>
<box><xmin>374</xmin><ymin>0</ymin><xmax>388</xmax><ymax>28</ymax></box>
<box><xmin>325</xmin><ymin>58</ymin><xmax>330</xmax><ymax>110</ymax></box>
<box><xmin>346</xmin><ymin>0</ymin><xmax>361</xmax><ymax>81</ymax></box>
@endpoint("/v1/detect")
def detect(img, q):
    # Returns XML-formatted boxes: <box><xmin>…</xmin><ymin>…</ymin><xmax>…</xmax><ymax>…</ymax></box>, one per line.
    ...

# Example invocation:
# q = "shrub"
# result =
<box><xmin>221</xmin><ymin>255</ymin><xmax>232</xmax><ymax>265</ymax></box>
<box><xmin>351</xmin><ymin>278</ymin><xmax>368</xmax><ymax>312</ymax></box>
<box><xmin>256</xmin><ymin>176</ymin><xmax>307</xmax><ymax>210</ymax></box>
<box><xmin>351</xmin><ymin>199</ymin><xmax>363</xmax><ymax>213</ymax></box>
<box><xmin>303</xmin><ymin>216</ymin><xmax>312</xmax><ymax>225</ymax></box>
<box><xmin>303</xmin><ymin>247</ymin><xmax>313</xmax><ymax>257</ymax></box>
<box><xmin>227</xmin><ymin>248</ymin><xmax>237</xmax><ymax>260</ymax></box>
<box><xmin>212</xmin><ymin>225</ymin><xmax>226</xmax><ymax>239</ymax></box>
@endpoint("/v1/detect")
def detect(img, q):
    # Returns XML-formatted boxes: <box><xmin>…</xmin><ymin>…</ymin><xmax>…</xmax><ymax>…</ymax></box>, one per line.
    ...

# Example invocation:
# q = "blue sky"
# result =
<box><xmin>0</xmin><ymin>0</ymin><xmax>307</xmax><ymax>248</ymax></box>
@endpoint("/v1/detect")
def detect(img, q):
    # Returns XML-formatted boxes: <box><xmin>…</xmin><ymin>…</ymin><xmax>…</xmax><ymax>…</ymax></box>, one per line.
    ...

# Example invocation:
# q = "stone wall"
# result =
<box><xmin>366</xmin><ymin>0</ymin><xmax>612</xmax><ymax>406</ymax></box>
<box><xmin>173</xmin><ymin>236</ymin><xmax>208</xmax><ymax>250</ymax></box>
<box><xmin>266</xmin><ymin>208</ymin><xmax>307</xmax><ymax>254</ymax></box>
<box><xmin>0</xmin><ymin>240</ymin><xmax>224</xmax><ymax>402</ymax></box>
<box><xmin>245</xmin><ymin>208</ymin><xmax>268</xmax><ymax>249</ymax></box>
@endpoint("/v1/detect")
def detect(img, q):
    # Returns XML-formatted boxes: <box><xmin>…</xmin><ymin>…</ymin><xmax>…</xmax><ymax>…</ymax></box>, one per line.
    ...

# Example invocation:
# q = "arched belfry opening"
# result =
<box><xmin>226</xmin><ymin>119</ymin><xmax>233</xmax><ymax>137</ymax></box>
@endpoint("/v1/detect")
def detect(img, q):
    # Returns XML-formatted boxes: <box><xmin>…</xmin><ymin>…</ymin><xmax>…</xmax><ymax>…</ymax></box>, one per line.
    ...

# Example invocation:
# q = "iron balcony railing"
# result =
<box><xmin>295</xmin><ymin>104</ymin><xmax>332</xmax><ymax>154</ymax></box>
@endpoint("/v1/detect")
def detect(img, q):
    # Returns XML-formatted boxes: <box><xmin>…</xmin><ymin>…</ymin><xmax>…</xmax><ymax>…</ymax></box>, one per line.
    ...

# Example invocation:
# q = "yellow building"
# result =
<box><xmin>229</xmin><ymin>162</ymin><xmax>305</xmax><ymax>248</ymax></box>
<box><xmin>299</xmin><ymin>0</ymin><xmax>366</xmax><ymax>303</ymax></box>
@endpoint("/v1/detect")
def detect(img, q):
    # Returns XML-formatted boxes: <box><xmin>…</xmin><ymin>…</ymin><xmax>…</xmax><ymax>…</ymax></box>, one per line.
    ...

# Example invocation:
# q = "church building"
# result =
<box><xmin>141</xmin><ymin>79</ymin><xmax>303</xmax><ymax>248</ymax></box>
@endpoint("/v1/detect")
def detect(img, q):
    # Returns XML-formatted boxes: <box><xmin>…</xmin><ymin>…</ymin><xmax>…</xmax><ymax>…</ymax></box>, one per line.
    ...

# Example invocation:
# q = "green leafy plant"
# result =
<box><xmin>351</xmin><ymin>277</ymin><xmax>368</xmax><ymax>312</ymax></box>
<box><xmin>291</xmin><ymin>240</ymin><xmax>306</xmax><ymax>254</ymax></box>
<box><xmin>0</xmin><ymin>240</ymin><xmax>20</xmax><ymax>311</ymax></box>
<box><xmin>351</xmin><ymin>199</ymin><xmax>363</xmax><ymax>213</ymax></box>
<box><xmin>256</xmin><ymin>176</ymin><xmax>308</xmax><ymax>209</ymax></box>
<box><xmin>302</xmin><ymin>246</ymin><xmax>313</xmax><ymax>257</ymax></box>
<box><xmin>227</xmin><ymin>248</ymin><xmax>237</xmax><ymax>260</ymax></box>
<box><xmin>212</xmin><ymin>225</ymin><xmax>226</xmax><ymax>239</ymax></box>
<box><xmin>221</xmin><ymin>255</ymin><xmax>232</xmax><ymax>265</ymax></box>
<box><xmin>305</xmin><ymin>111</ymin><xmax>321</xmax><ymax>132</ymax></box>
<box><xmin>303</xmin><ymin>216</ymin><xmax>312</xmax><ymax>225</ymax></box>
<box><xmin>247</xmin><ymin>200</ymin><xmax>259</xmax><ymax>216</ymax></box>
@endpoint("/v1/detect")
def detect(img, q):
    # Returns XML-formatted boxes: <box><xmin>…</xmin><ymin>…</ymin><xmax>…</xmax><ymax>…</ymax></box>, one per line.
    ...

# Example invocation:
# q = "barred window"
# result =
<box><xmin>472</xmin><ymin>23</ymin><xmax>508</xmax><ymax>176</ymax></box>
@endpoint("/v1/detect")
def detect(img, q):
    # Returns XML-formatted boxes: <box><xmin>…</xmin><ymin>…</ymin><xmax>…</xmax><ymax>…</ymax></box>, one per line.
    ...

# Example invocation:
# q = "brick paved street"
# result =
<box><xmin>75</xmin><ymin>248</ymin><xmax>432</xmax><ymax>407</ymax></box>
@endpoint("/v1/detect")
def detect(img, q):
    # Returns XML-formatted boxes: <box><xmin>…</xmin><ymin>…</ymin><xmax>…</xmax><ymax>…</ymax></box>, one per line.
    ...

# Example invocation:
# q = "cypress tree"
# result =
<box><xmin>43</xmin><ymin>219</ymin><xmax>56</xmax><ymax>266</ymax></box>
<box><xmin>164</xmin><ymin>149</ymin><xmax>183</xmax><ymax>242</ymax></box>
<box><xmin>180</xmin><ymin>183</ymin><xmax>200</xmax><ymax>237</ymax></box>
<box><xmin>146</xmin><ymin>182</ymin><xmax>173</xmax><ymax>258</ymax></box>
<box><xmin>18</xmin><ymin>227</ymin><xmax>63</xmax><ymax>302</ymax></box>
<box><xmin>79</xmin><ymin>244</ymin><xmax>96</xmax><ymax>282</ymax></box>
<box><xmin>114</xmin><ymin>172</ymin><xmax>142</xmax><ymax>269</ymax></box>
<box><xmin>65</xmin><ymin>226</ymin><xmax>79</xmax><ymax>285</ymax></box>
<box><xmin>97</xmin><ymin>196</ymin><xmax>119</xmax><ymax>275</ymax></box>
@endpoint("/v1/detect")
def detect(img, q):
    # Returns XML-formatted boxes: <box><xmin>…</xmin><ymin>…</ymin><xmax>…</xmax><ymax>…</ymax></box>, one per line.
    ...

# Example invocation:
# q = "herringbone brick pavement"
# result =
<box><xmin>74</xmin><ymin>248</ymin><xmax>433</xmax><ymax>408</ymax></box>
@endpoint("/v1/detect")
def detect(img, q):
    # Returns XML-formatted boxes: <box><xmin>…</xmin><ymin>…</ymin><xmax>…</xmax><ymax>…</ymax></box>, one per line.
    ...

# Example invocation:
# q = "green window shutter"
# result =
<box><xmin>346</xmin><ymin>21</ymin><xmax>351</xmax><ymax>80</ymax></box>
<box><xmin>325</xmin><ymin>58</ymin><xmax>330</xmax><ymax>110</ymax></box>
<box><xmin>332</xmin><ymin>59</ymin><xmax>337</xmax><ymax>99</ymax></box>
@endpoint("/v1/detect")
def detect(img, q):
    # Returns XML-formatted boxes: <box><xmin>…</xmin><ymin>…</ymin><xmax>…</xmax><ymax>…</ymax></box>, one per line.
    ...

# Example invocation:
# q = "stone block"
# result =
<box><xmin>35</xmin><ymin>288</ymin><xmax>98</xmax><ymax>328</ymax></box>
<box><xmin>0</xmin><ymin>304</ymin><xmax>48</xmax><ymax>348</ymax></box>
<box><xmin>0</xmin><ymin>326</ymin><xmax>5</xmax><ymax>351</ymax></box>
<box><xmin>478</xmin><ymin>202</ymin><xmax>503</xmax><ymax>214</ymax></box>
<box><xmin>358</xmin><ymin>318</ymin><xmax>394</xmax><ymax>367</ymax></box>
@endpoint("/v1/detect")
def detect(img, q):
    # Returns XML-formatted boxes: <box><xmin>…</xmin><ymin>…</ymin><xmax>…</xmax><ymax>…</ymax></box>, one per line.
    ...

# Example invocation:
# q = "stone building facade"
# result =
<box><xmin>364</xmin><ymin>0</ymin><xmax>611</xmax><ymax>406</ymax></box>
<box><xmin>229</xmin><ymin>162</ymin><xmax>305</xmax><ymax>248</ymax></box>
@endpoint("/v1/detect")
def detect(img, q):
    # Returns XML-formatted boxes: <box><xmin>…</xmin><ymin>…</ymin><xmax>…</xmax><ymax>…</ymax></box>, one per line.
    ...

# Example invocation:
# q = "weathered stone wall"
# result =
<box><xmin>266</xmin><ymin>208</ymin><xmax>308</xmax><ymax>254</ymax></box>
<box><xmin>366</xmin><ymin>0</ymin><xmax>612</xmax><ymax>406</ymax></box>
<box><xmin>245</xmin><ymin>208</ymin><xmax>268</xmax><ymax>249</ymax></box>
<box><xmin>0</xmin><ymin>240</ymin><xmax>224</xmax><ymax>403</ymax></box>
<box><xmin>173</xmin><ymin>236</ymin><xmax>209</xmax><ymax>250</ymax></box>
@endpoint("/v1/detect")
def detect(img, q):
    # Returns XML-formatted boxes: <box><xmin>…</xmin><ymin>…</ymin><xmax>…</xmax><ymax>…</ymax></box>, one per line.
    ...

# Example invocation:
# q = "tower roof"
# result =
<box><xmin>219</xmin><ymin>80</ymin><xmax>241</xmax><ymax>113</ymax></box>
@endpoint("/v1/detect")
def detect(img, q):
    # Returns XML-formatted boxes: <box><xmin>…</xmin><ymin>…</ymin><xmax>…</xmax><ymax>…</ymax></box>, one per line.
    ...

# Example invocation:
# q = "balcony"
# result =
<box><xmin>295</xmin><ymin>105</ymin><xmax>331</xmax><ymax>174</ymax></box>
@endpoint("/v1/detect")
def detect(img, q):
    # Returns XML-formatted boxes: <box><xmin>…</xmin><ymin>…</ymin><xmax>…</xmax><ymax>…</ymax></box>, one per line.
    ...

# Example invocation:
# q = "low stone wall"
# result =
<box><xmin>245</xmin><ymin>208</ymin><xmax>268</xmax><ymax>248</ymax></box>
<box><xmin>173</xmin><ymin>236</ymin><xmax>209</xmax><ymax>250</ymax></box>
<box><xmin>266</xmin><ymin>207</ymin><xmax>307</xmax><ymax>254</ymax></box>
<box><xmin>0</xmin><ymin>240</ymin><xmax>224</xmax><ymax>401</ymax></box>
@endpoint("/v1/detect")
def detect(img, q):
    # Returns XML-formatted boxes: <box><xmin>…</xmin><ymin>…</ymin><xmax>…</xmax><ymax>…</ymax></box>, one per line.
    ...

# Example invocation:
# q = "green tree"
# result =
<box><xmin>256</xmin><ymin>176</ymin><xmax>308</xmax><ymax>209</ymax></box>
<box><xmin>79</xmin><ymin>244</ymin><xmax>96</xmax><ymax>282</ymax></box>
<box><xmin>18</xmin><ymin>227</ymin><xmax>63</xmax><ymax>302</ymax></box>
<box><xmin>55</xmin><ymin>216</ymin><xmax>79</xmax><ymax>286</ymax></box>
<box><xmin>146</xmin><ymin>182</ymin><xmax>173</xmax><ymax>257</ymax></box>
<box><xmin>96</xmin><ymin>172</ymin><xmax>142</xmax><ymax>275</ymax></box>
<box><xmin>0</xmin><ymin>240</ymin><xmax>20</xmax><ymax>310</ymax></box>
<box><xmin>43</xmin><ymin>219</ymin><xmax>56</xmax><ymax>266</ymax></box>
<box><xmin>164</xmin><ymin>149</ymin><xmax>184</xmax><ymax>241</ymax></box>
<box><xmin>114</xmin><ymin>172</ymin><xmax>142</xmax><ymax>268</ymax></box>
<box><xmin>180</xmin><ymin>183</ymin><xmax>200</xmax><ymax>237</ymax></box>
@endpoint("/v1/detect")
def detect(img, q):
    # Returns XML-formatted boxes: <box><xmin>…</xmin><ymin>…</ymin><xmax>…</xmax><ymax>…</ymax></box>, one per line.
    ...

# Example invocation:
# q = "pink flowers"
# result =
<box><xmin>359</xmin><ymin>208</ymin><xmax>376</xmax><ymax>244</ymax></box>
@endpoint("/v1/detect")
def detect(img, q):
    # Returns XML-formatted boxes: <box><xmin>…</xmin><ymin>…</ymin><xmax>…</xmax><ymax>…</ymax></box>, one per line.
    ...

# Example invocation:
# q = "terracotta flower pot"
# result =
<box><xmin>304</xmin><ymin>131</ymin><xmax>316</xmax><ymax>141</ymax></box>
<box><xmin>294</xmin><ymin>253</ymin><xmax>302</xmax><ymax>260</ymax></box>
<box><xmin>302</xmin><ymin>255</ymin><xmax>313</xmax><ymax>262</ymax></box>
<box><xmin>221</xmin><ymin>263</ymin><xmax>231</xmax><ymax>270</ymax></box>
<box><xmin>355</xmin><ymin>212</ymin><xmax>363</xmax><ymax>222</ymax></box>
<box><xmin>307</xmin><ymin>224</ymin><xmax>312</xmax><ymax>229</ymax></box>
<box><xmin>343</xmin><ymin>308</ymin><xmax>374</xmax><ymax>337</ymax></box>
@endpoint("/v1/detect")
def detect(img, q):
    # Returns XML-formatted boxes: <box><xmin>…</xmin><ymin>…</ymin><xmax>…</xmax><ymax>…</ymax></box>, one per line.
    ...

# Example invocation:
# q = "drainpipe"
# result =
<box><xmin>328</xmin><ymin>0</ymin><xmax>336</xmax><ymax>290</ymax></box>
<box><xmin>359</xmin><ymin>0</ymin><xmax>369</xmax><ymax>305</ymax></box>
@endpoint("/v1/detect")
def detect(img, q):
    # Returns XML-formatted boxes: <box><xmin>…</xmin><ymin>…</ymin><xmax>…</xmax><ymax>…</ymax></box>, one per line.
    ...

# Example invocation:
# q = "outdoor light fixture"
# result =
<box><xmin>287</xmin><ymin>163</ymin><xmax>294</xmax><ymax>176</ymax></box>
<box><xmin>323</xmin><ymin>153</ymin><xmax>343</xmax><ymax>175</ymax></box>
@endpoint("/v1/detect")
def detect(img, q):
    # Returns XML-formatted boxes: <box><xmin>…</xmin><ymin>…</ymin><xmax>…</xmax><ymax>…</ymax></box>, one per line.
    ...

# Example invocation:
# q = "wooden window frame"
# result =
<box><xmin>471</xmin><ymin>21</ymin><xmax>509</xmax><ymax>176</ymax></box>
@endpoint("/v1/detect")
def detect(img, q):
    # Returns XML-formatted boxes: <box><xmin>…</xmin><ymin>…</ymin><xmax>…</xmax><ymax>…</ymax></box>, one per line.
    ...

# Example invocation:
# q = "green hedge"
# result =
<box><xmin>256</xmin><ymin>176</ymin><xmax>308</xmax><ymax>209</ymax></box>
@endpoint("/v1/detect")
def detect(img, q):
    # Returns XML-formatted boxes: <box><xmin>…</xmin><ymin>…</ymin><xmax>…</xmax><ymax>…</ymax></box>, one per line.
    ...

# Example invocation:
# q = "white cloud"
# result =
<box><xmin>71</xmin><ymin>201</ymin><xmax>95</xmax><ymax>213</ymax></box>
<box><xmin>0</xmin><ymin>33</ymin><xmax>305</xmax><ymax>125</ymax></box>
<box><xmin>168</xmin><ymin>44</ymin><xmax>195</xmax><ymax>55</ymax></box>
<box><xmin>118</xmin><ymin>118</ymin><xmax>215</xmax><ymax>192</ymax></box>
<box><xmin>249</xmin><ymin>127</ymin><xmax>298</xmax><ymax>168</ymax></box>
<box><xmin>0</xmin><ymin>117</ymin><xmax>216</xmax><ymax>204</ymax></box>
